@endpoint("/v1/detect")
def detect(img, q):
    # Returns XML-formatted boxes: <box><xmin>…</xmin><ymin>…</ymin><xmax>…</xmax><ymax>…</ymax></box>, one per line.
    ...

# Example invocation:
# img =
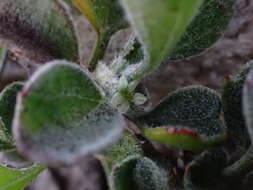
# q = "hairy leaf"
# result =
<box><xmin>0</xmin><ymin>0</ymin><xmax>79</xmax><ymax>62</ymax></box>
<box><xmin>111</xmin><ymin>156</ymin><xmax>168</xmax><ymax>190</ymax></box>
<box><xmin>121</xmin><ymin>0</ymin><xmax>202</xmax><ymax>80</ymax></box>
<box><xmin>184</xmin><ymin>148</ymin><xmax>228</xmax><ymax>190</ymax></box>
<box><xmin>71</xmin><ymin>0</ymin><xmax>128</xmax><ymax>70</ymax></box>
<box><xmin>0</xmin><ymin>164</ymin><xmax>44</xmax><ymax>190</ymax></box>
<box><xmin>222</xmin><ymin>63</ymin><xmax>252</xmax><ymax>148</ymax></box>
<box><xmin>0</xmin><ymin>82</ymin><xmax>23</xmax><ymax>150</ymax></box>
<box><xmin>0</xmin><ymin>82</ymin><xmax>23</xmax><ymax>133</ymax></box>
<box><xmin>136</xmin><ymin>86</ymin><xmax>226</xmax><ymax>151</ymax></box>
<box><xmin>170</xmin><ymin>0</ymin><xmax>234</xmax><ymax>60</ymax></box>
<box><xmin>13</xmin><ymin>61</ymin><xmax>125</xmax><ymax>165</ymax></box>
<box><xmin>102</xmin><ymin>133</ymin><xmax>143</xmax><ymax>171</ymax></box>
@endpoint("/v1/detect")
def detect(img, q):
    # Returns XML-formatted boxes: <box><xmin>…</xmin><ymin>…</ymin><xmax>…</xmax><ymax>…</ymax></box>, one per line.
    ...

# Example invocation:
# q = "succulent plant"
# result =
<box><xmin>3</xmin><ymin>0</ymin><xmax>253</xmax><ymax>190</ymax></box>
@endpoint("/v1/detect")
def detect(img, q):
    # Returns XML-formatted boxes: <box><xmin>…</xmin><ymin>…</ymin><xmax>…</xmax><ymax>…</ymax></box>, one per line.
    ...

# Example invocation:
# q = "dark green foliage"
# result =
<box><xmin>184</xmin><ymin>148</ymin><xmax>228</xmax><ymax>190</ymax></box>
<box><xmin>0</xmin><ymin>82</ymin><xmax>23</xmax><ymax>150</ymax></box>
<box><xmin>103</xmin><ymin>133</ymin><xmax>143</xmax><ymax>170</ymax></box>
<box><xmin>222</xmin><ymin>63</ymin><xmax>252</xmax><ymax>148</ymax></box>
<box><xmin>135</xmin><ymin>86</ymin><xmax>226</xmax><ymax>151</ymax></box>
<box><xmin>111</xmin><ymin>156</ymin><xmax>168</xmax><ymax>190</ymax></box>
<box><xmin>0</xmin><ymin>82</ymin><xmax>23</xmax><ymax>133</ymax></box>
<box><xmin>170</xmin><ymin>0</ymin><xmax>234</xmax><ymax>60</ymax></box>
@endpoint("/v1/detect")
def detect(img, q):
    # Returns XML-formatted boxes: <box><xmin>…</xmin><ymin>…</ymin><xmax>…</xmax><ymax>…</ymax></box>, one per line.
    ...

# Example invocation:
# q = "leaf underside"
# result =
<box><xmin>0</xmin><ymin>0</ymin><xmax>79</xmax><ymax>62</ymax></box>
<box><xmin>13</xmin><ymin>61</ymin><xmax>125</xmax><ymax>165</ymax></box>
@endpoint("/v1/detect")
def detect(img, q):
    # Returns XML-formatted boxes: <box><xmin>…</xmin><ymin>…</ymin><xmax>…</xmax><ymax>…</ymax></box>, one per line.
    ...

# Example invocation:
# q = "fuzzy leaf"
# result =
<box><xmin>136</xmin><ymin>86</ymin><xmax>226</xmax><ymax>152</ymax></box>
<box><xmin>121</xmin><ymin>0</ymin><xmax>202</xmax><ymax>80</ymax></box>
<box><xmin>184</xmin><ymin>148</ymin><xmax>228</xmax><ymax>190</ymax></box>
<box><xmin>0</xmin><ymin>119</ymin><xmax>13</xmax><ymax>151</ymax></box>
<box><xmin>170</xmin><ymin>0</ymin><xmax>234</xmax><ymax>60</ymax></box>
<box><xmin>0</xmin><ymin>0</ymin><xmax>79</xmax><ymax>62</ymax></box>
<box><xmin>13</xmin><ymin>61</ymin><xmax>125</xmax><ymax>165</ymax></box>
<box><xmin>0</xmin><ymin>164</ymin><xmax>44</xmax><ymax>190</ymax></box>
<box><xmin>0</xmin><ymin>82</ymin><xmax>23</xmax><ymax>133</ymax></box>
<box><xmin>111</xmin><ymin>156</ymin><xmax>168</xmax><ymax>190</ymax></box>
<box><xmin>0</xmin><ymin>82</ymin><xmax>23</xmax><ymax>150</ymax></box>
<box><xmin>222</xmin><ymin>63</ymin><xmax>252</xmax><ymax>148</ymax></box>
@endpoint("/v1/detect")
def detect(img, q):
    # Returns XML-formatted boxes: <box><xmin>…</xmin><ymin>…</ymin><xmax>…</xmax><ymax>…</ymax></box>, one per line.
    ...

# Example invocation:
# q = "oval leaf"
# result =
<box><xmin>136</xmin><ymin>86</ymin><xmax>226</xmax><ymax>151</ymax></box>
<box><xmin>0</xmin><ymin>82</ymin><xmax>23</xmax><ymax>150</ymax></box>
<box><xmin>0</xmin><ymin>164</ymin><xmax>44</xmax><ymax>190</ymax></box>
<box><xmin>170</xmin><ymin>0</ymin><xmax>234</xmax><ymax>60</ymax></box>
<box><xmin>13</xmin><ymin>61</ymin><xmax>125</xmax><ymax>165</ymax></box>
<box><xmin>0</xmin><ymin>0</ymin><xmax>79</xmax><ymax>62</ymax></box>
<box><xmin>121</xmin><ymin>0</ymin><xmax>202</xmax><ymax>80</ymax></box>
<box><xmin>101</xmin><ymin>133</ymin><xmax>143</xmax><ymax>172</ymax></box>
<box><xmin>111</xmin><ymin>156</ymin><xmax>168</xmax><ymax>190</ymax></box>
<box><xmin>0</xmin><ymin>82</ymin><xmax>23</xmax><ymax>133</ymax></box>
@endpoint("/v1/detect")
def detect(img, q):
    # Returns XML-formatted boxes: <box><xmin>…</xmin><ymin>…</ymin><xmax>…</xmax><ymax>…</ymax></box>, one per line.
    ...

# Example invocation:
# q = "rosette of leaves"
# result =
<box><xmin>134</xmin><ymin>86</ymin><xmax>227</xmax><ymax>152</ymax></box>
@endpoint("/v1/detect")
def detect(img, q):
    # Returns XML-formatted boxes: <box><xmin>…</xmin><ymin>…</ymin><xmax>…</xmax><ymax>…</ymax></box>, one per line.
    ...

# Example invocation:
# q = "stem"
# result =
<box><xmin>88</xmin><ymin>31</ymin><xmax>112</xmax><ymax>71</ymax></box>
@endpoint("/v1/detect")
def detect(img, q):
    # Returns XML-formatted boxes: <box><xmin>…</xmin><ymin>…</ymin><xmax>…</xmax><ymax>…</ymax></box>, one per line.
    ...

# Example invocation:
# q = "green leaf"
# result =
<box><xmin>0</xmin><ymin>82</ymin><xmax>24</xmax><ymax>150</ymax></box>
<box><xmin>0</xmin><ymin>82</ymin><xmax>23</xmax><ymax>133</ymax></box>
<box><xmin>170</xmin><ymin>0</ymin><xmax>234</xmax><ymax>60</ymax></box>
<box><xmin>222</xmin><ymin>63</ymin><xmax>252</xmax><ymax>149</ymax></box>
<box><xmin>136</xmin><ymin>86</ymin><xmax>226</xmax><ymax>152</ymax></box>
<box><xmin>101</xmin><ymin>132</ymin><xmax>143</xmax><ymax>172</ymax></box>
<box><xmin>0</xmin><ymin>164</ymin><xmax>44</xmax><ymax>190</ymax></box>
<box><xmin>70</xmin><ymin>0</ymin><xmax>128</xmax><ymax>70</ymax></box>
<box><xmin>121</xmin><ymin>0</ymin><xmax>202</xmax><ymax>80</ymax></box>
<box><xmin>111</xmin><ymin>156</ymin><xmax>168</xmax><ymax>190</ymax></box>
<box><xmin>13</xmin><ymin>61</ymin><xmax>125</xmax><ymax>165</ymax></box>
<box><xmin>0</xmin><ymin>119</ymin><xmax>13</xmax><ymax>150</ymax></box>
<box><xmin>184</xmin><ymin>148</ymin><xmax>228</xmax><ymax>190</ymax></box>
<box><xmin>0</xmin><ymin>0</ymin><xmax>79</xmax><ymax>62</ymax></box>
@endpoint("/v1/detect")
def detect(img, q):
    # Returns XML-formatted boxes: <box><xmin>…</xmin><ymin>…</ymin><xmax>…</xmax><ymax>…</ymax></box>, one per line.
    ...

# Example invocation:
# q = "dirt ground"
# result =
<box><xmin>4</xmin><ymin>0</ymin><xmax>253</xmax><ymax>189</ymax></box>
